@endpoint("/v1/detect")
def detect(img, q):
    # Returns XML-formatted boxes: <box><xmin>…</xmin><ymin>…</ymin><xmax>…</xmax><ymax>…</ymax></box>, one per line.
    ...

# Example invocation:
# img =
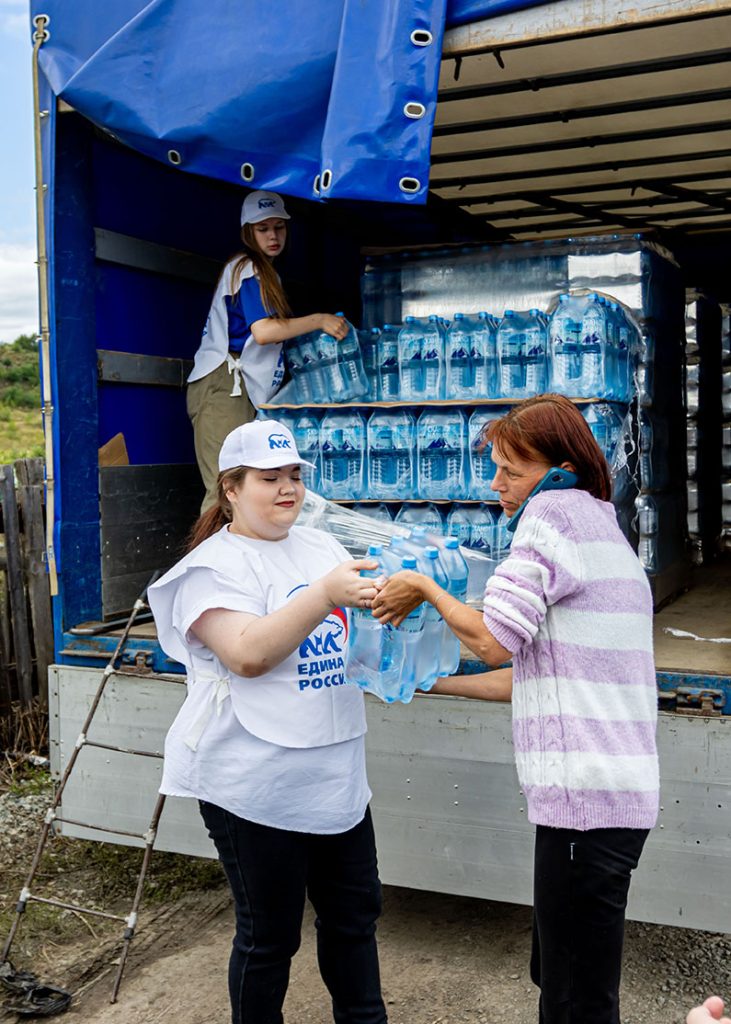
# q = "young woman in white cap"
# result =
<box><xmin>148</xmin><ymin>419</ymin><xmax>388</xmax><ymax>1024</ymax></box>
<box><xmin>188</xmin><ymin>190</ymin><xmax>348</xmax><ymax>511</ymax></box>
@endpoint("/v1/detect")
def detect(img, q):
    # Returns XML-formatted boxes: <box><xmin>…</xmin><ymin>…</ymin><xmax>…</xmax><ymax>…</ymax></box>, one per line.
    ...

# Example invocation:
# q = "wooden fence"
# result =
<box><xmin>0</xmin><ymin>458</ymin><xmax>53</xmax><ymax>714</ymax></box>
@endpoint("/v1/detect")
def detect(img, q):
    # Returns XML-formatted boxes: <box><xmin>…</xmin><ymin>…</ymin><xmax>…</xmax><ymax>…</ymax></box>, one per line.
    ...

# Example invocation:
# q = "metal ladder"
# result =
<box><xmin>1</xmin><ymin>578</ymin><xmax>166</xmax><ymax>1003</ymax></box>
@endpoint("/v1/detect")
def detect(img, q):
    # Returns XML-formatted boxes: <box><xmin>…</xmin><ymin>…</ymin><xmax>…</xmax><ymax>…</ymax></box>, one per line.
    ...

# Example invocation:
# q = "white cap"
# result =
<box><xmin>240</xmin><ymin>191</ymin><xmax>291</xmax><ymax>226</ymax></box>
<box><xmin>218</xmin><ymin>420</ymin><xmax>314</xmax><ymax>472</ymax></box>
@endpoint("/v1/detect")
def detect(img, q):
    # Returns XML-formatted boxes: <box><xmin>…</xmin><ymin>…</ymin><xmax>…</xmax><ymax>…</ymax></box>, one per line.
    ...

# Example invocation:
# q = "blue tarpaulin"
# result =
<box><xmin>31</xmin><ymin>0</ymin><xmax>552</xmax><ymax>204</ymax></box>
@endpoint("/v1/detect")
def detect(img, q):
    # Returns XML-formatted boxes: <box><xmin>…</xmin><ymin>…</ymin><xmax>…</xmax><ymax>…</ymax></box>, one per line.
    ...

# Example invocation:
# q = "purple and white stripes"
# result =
<box><xmin>483</xmin><ymin>489</ymin><xmax>659</xmax><ymax>832</ymax></box>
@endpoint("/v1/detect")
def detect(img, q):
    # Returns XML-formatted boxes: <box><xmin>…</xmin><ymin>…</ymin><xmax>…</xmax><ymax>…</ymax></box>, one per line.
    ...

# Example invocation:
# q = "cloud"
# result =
<box><xmin>0</xmin><ymin>1</ymin><xmax>28</xmax><ymax>38</ymax></box>
<box><xmin>0</xmin><ymin>242</ymin><xmax>38</xmax><ymax>344</ymax></box>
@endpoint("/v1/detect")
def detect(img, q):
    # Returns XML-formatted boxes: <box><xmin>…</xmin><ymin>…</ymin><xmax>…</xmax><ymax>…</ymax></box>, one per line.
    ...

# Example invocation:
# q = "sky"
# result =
<box><xmin>0</xmin><ymin>1</ymin><xmax>38</xmax><ymax>344</ymax></box>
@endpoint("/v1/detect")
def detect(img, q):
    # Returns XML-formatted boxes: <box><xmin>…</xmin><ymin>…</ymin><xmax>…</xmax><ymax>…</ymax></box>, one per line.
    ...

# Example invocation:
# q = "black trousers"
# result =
<box><xmin>530</xmin><ymin>825</ymin><xmax>649</xmax><ymax>1024</ymax></box>
<box><xmin>199</xmin><ymin>801</ymin><xmax>387</xmax><ymax>1024</ymax></box>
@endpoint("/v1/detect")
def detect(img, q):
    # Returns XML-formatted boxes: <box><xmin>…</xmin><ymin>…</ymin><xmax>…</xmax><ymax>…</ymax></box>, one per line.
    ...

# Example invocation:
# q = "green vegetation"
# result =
<box><xmin>0</xmin><ymin>333</ymin><xmax>44</xmax><ymax>463</ymax></box>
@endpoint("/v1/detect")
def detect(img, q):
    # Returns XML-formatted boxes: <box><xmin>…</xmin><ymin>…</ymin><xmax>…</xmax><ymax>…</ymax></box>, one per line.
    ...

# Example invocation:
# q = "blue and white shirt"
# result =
<box><xmin>188</xmin><ymin>259</ymin><xmax>285</xmax><ymax>408</ymax></box>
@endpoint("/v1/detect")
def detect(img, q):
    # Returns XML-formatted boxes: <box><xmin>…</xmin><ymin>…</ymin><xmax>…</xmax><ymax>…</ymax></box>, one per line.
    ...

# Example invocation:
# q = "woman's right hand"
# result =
<box><xmin>320</xmin><ymin>559</ymin><xmax>379</xmax><ymax>609</ymax></box>
<box><xmin>318</xmin><ymin>313</ymin><xmax>349</xmax><ymax>341</ymax></box>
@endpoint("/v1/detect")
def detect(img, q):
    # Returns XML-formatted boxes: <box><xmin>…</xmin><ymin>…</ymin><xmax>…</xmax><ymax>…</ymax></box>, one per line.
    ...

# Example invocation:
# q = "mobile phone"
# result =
<box><xmin>505</xmin><ymin>467</ymin><xmax>579</xmax><ymax>533</ymax></box>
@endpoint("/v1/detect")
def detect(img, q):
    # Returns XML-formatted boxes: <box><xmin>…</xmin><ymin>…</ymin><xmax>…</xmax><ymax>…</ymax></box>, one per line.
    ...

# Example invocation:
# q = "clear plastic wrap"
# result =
<box><xmin>297</xmin><ymin>490</ymin><xmax>501</xmax><ymax>605</ymax></box>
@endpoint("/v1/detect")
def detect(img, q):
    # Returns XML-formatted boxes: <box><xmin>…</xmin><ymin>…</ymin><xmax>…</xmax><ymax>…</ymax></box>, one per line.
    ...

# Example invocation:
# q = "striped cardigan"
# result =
<box><xmin>483</xmin><ymin>488</ymin><xmax>659</xmax><ymax>831</ymax></box>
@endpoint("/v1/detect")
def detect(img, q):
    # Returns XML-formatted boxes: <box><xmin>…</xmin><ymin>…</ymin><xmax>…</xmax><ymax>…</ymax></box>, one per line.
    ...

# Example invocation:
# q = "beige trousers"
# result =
<box><xmin>187</xmin><ymin>360</ymin><xmax>255</xmax><ymax>512</ymax></box>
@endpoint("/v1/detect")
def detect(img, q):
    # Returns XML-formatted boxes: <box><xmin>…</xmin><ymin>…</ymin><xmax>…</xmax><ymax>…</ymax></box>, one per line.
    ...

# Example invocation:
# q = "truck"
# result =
<box><xmin>26</xmin><ymin>0</ymin><xmax>731</xmax><ymax>935</ymax></box>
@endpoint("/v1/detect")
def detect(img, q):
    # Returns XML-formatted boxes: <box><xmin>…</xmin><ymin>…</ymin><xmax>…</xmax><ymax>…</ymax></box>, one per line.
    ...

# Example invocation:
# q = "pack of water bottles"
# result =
<box><xmin>345</xmin><ymin>532</ymin><xmax>469</xmax><ymax>704</ymax></box>
<box><xmin>295</xmin><ymin>489</ymin><xmax>506</xmax><ymax>605</ymax></box>
<box><xmin>364</xmin><ymin>298</ymin><xmax>638</xmax><ymax>405</ymax></box>
<box><xmin>263</xmin><ymin>406</ymin><xmax>517</xmax><ymax>502</ymax></box>
<box><xmin>285</xmin><ymin>315</ymin><xmax>369</xmax><ymax>403</ymax></box>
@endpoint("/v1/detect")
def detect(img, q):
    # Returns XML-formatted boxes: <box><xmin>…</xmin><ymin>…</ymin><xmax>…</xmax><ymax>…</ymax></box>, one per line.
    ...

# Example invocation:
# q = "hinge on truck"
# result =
<box><xmin>658</xmin><ymin>686</ymin><xmax>725</xmax><ymax>716</ymax></box>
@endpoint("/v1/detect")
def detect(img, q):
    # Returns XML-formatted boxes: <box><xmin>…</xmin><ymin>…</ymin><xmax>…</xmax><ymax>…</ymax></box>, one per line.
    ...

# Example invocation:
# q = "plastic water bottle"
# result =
<box><xmin>465</xmin><ymin>506</ymin><xmax>493</xmax><ymax>551</ymax></box>
<box><xmin>582</xmin><ymin>404</ymin><xmax>610</xmax><ymax>459</ymax></box>
<box><xmin>612</xmin><ymin>304</ymin><xmax>633</xmax><ymax>402</ymax></box>
<box><xmin>381</xmin><ymin>535</ymin><xmax>407</xmax><ymax>575</ymax></box>
<box><xmin>292</xmin><ymin>412</ymin><xmax>321</xmax><ymax>492</ymax></box>
<box><xmin>438</xmin><ymin>537</ymin><xmax>468</xmax><ymax>675</ymax></box>
<box><xmin>285</xmin><ymin>337</ymin><xmax>314</xmax><ymax>404</ymax></box>
<box><xmin>299</xmin><ymin>333</ymin><xmax>327</xmax><ymax>403</ymax></box>
<box><xmin>497</xmin><ymin>310</ymin><xmax>526</xmax><ymax>398</ymax></box>
<box><xmin>319</xmin><ymin>410</ymin><xmax>366</xmax><ymax>500</ymax></box>
<box><xmin>549</xmin><ymin>294</ymin><xmax>582</xmax><ymax>395</ymax></box>
<box><xmin>398</xmin><ymin>316</ymin><xmax>424</xmax><ymax>400</ymax></box>
<box><xmin>601</xmin><ymin>404</ymin><xmax>624</xmax><ymax>467</ymax></box>
<box><xmin>445</xmin><ymin>313</ymin><xmax>473</xmax><ymax>399</ymax></box>
<box><xmin>335</xmin><ymin>314</ymin><xmax>368</xmax><ymax>400</ymax></box>
<box><xmin>446</xmin><ymin>506</ymin><xmax>473</xmax><ymax>547</ymax></box>
<box><xmin>492</xmin><ymin>510</ymin><xmax>512</xmax><ymax>561</ymax></box>
<box><xmin>472</xmin><ymin>312</ymin><xmax>497</xmax><ymax>398</ymax></box>
<box><xmin>394</xmin><ymin>503</ymin><xmax>444</xmax><ymax>534</ymax></box>
<box><xmin>468</xmin><ymin>409</ymin><xmax>502</xmax><ymax>500</ymax></box>
<box><xmin>579</xmin><ymin>293</ymin><xmax>608</xmax><ymax>397</ymax></box>
<box><xmin>394</xmin><ymin>556</ymin><xmax>425</xmax><ymax>702</ymax></box>
<box><xmin>315</xmin><ymin>324</ymin><xmax>347</xmax><ymax>399</ymax></box>
<box><xmin>352</xmin><ymin>502</ymin><xmax>393</xmax><ymax>523</ymax></box>
<box><xmin>414</xmin><ymin>546</ymin><xmax>448</xmax><ymax>692</ymax></box>
<box><xmin>367</xmin><ymin>410</ymin><xmax>416</xmax><ymax>499</ymax></box>
<box><xmin>524</xmin><ymin>308</ymin><xmax>548</xmax><ymax>395</ymax></box>
<box><xmin>359</xmin><ymin>327</ymin><xmax>382</xmax><ymax>400</ymax></box>
<box><xmin>377</xmin><ymin>324</ymin><xmax>401</xmax><ymax>400</ymax></box>
<box><xmin>345</xmin><ymin>544</ymin><xmax>403</xmax><ymax>701</ymax></box>
<box><xmin>422</xmin><ymin>315</ymin><xmax>446</xmax><ymax>399</ymax></box>
<box><xmin>416</xmin><ymin>409</ymin><xmax>468</xmax><ymax>500</ymax></box>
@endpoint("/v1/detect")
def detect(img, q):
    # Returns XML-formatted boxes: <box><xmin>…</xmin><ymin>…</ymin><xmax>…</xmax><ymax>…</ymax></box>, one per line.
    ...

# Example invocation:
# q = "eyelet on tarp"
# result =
<box><xmin>240</xmin><ymin>163</ymin><xmax>254</xmax><ymax>182</ymax></box>
<box><xmin>320</xmin><ymin>169</ymin><xmax>332</xmax><ymax>191</ymax></box>
<box><xmin>167</xmin><ymin>149</ymin><xmax>182</xmax><ymax>165</ymax></box>
<box><xmin>32</xmin><ymin>14</ymin><xmax>50</xmax><ymax>42</ymax></box>
<box><xmin>399</xmin><ymin>177</ymin><xmax>421</xmax><ymax>194</ymax></box>
<box><xmin>411</xmin><ymin>29</ymin><xmax>432</xmax><ymax>47</ymax></box>
<box><xmin>313</xmin><ymin>174</ymin><xmax>321</xmax><ymax>196</ymax></box>
<box><xmin>404</xmin><ymin>102</ymin><xmax>426</xmax><ymax>120</ymax></box>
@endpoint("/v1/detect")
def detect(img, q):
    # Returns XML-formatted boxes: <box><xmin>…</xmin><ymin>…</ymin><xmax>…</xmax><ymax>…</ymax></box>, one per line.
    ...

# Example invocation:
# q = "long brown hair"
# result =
<box><xmin>483</xmin><ymin>394</ymin><xmax>612</xmax><ymax>502</ymax></box>
<box><xmin>188</xmin><ymin>468</ymin><xmax>249</xmax><ymax>551</ymax></box>
<box><xmin>229</xmin><ymin>224</ymin><xmax>292</xmax><ymax>319</ymax></box>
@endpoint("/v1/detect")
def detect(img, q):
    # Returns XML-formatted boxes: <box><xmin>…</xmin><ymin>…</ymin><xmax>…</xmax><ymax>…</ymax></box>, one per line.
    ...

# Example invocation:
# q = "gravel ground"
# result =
<box><xmin>1</xmin><ymin>783</ymin><xmax>729</xmax><ymax>1023</ymax></box>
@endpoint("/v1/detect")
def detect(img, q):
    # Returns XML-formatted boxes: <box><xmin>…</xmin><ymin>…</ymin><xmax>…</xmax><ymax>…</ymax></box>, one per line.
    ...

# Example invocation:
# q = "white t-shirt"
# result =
<box><xmin>188</xmin><ymin>260</ymin><xmax>284</xmax><ymax>408</ymax></box>
<box><xmin>152</xmin><ymin>526</ymin><xmax>371</xmax><ymax>834</ymax></box>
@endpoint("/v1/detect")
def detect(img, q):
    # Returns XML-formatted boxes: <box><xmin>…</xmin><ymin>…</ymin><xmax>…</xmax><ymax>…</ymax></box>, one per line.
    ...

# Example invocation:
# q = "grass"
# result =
<box><xmin>0</xmin><ymin>334</ymin><xmax>44</xmax><ymax>463</ymax></box>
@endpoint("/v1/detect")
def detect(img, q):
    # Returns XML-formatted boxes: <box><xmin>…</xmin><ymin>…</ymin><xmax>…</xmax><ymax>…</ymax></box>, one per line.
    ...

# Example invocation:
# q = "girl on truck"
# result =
<box><xmin>372</xmin><ymin>392</ymin><xmax>659</xmax><ymax>1024</ymax></box>
<box><xmin>187</xmin><ymin>190</ymin><xmax>349</xmax><ymax>511</ymax></box>
<box><xmin>148</xmin><ymin>418</ymin><xmax>388</xmax><ymax>1024</ymax></box>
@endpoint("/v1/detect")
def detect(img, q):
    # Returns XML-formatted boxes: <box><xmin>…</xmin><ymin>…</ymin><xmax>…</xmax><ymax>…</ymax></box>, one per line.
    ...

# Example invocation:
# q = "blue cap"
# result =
<box><xmin>401</xmin><ymin>556</ymin><xmax>417</xmax><ymax>569</ymax></box>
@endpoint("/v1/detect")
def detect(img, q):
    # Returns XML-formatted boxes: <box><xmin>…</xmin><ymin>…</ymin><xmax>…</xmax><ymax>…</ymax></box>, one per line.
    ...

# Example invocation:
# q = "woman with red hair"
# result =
<box><xmin>373</xmin><ymin>393</ymin><xmax>659</xmax><ymax>1024</ymax></box>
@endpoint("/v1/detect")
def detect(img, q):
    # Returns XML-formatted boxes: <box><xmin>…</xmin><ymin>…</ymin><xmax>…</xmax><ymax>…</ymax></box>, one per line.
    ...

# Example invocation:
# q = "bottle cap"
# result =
<box><xmin>368</xmin><ymin>544</ymin><xmax>383</xmax><ymax>556</ymax></box>
<box><xmin>401</xmin><ymin>556</ymin><xmax>417</xmax><ymax>569</ymax></box>
<box><xmin>444</xmin><ymin>537</ymin><xmax>459</xmax><ymax>549</ymax></box>
<box><xmin>425</xmin><ymin>546</ymin><xmax>439</xmax><ymax>559</ymax></box>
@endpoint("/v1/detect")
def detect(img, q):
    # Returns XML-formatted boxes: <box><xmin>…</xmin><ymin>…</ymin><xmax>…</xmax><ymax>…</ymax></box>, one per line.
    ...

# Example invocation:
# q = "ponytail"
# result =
<box><xmin>188</xmin><ymin>467</ymin><xmax>249</xmax><ymax>551</ymax></box>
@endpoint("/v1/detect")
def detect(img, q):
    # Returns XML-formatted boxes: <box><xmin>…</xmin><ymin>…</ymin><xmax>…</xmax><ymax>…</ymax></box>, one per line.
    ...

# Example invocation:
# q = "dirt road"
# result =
<box><xmin>51</xmin><ymin>886</ymin><xmax>729</xmax><ymax>1024</ymax></box>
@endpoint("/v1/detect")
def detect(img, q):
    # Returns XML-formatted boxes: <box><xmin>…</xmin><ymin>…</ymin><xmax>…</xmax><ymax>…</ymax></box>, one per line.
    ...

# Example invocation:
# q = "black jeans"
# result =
<box><xmin>199</xmin><ymin>801</ymin><xmax>387</xmax><ymax>1024</ymax></box>
<box><xmin>530</xmin><ymin>825</ymin><xmax>649</xmax><ymax>1024</ymax></box>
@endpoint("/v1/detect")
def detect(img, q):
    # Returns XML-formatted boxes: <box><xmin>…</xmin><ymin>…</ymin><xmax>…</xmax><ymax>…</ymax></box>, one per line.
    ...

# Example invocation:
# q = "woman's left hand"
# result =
<box><xmin>371</xmin><ymin>570</ymin><xmax>427</xmax><ymax>627</ymax></box>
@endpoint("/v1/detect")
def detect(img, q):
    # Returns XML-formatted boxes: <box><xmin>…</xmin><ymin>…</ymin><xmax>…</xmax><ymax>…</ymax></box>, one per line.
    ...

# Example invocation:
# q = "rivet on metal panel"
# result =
<box><xmin>406</xmin><ymin>778</ymin><xmax>411</xmax><ymax>783</ymax></box>
<box><xmin>454</xmin><ymin>784</ymin><xmax>458</xmax><ymax>789</ymax></box>
<box><xmin>659</xmin><ymin>824</ymin><xmax>664</xmax><ymax>829</ymax></box>
<box><xmin>519</xmin><ymin>808</ymin><xmax>524</xmax><ymax>813</ymax></box>
<box><xmin>407</xmin><ymin>795</ymin><xmax>411</xmax><ymax>800</ymax></box>
<box><xmin>454</xmin><ymin>801</ymin><xmax>459</xmax><ymax>806</ymax></box>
